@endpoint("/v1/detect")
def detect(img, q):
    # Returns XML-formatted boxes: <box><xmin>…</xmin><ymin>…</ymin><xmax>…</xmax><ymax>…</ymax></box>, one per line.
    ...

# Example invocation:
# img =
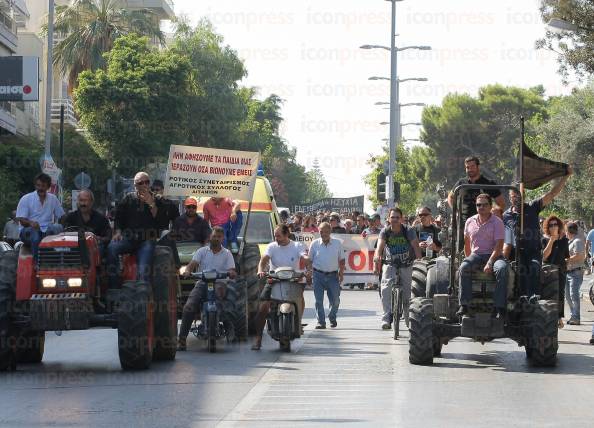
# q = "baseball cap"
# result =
<box><xmin>184</xmin><ymin>197</ymin><xmax>198</xmax><ymax>207</ymax></box>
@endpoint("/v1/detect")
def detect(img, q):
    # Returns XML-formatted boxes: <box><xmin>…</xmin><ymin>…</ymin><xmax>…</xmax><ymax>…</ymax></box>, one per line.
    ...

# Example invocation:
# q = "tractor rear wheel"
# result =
<box><xmin>17</xmin><ymin>330</ymin><xmax>45</xmax><ymax>363</ymax></box>
<box><xmin>118</xmin><ymin>281</ymin><xmax>154</xmax><ymax>370</ymax></box>
<box><xmin>239</xmin><ymin>244</ymin><xmax>262</xmax><ymax>334</ymax></box>
<box><xmin>527</xmin><ymin>300</ymin><xmax>558</xmax><ymax>367</ymax></box>
<box><xmin>151</xmin><ymin>247</ymin><xmax>177</xmax><ymax>361</ymax></box>
<box><xmin>225</xmin><ymin>279</ymin><xmax>248</xmax><ymax>341</ymax></box>
<box><xmin>411</xmin><ymin>260</ymin><xmax>432</xmax><ymax>298</ymax></box>
<box><xmin>540</xmin><ymin>264</ymin><xmax>559</xmax><ymax>301</ymax></box>
<box><xmin>0</xmin><ymin>250</ymin><xmax>17</xmax><ymax>371</ymax></box>
<box><xmin>409</xmin><ymin>297</ymin><xmax>434</xmax><ymax>365</ymax></box>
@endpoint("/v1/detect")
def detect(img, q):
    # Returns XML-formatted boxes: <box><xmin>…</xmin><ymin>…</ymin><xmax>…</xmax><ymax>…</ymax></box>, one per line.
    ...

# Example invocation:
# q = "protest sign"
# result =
<box><xmin>294</xmin><ymin>232</ymin><xmax>379</xmax><ymax>285</ymax></box>
<box><xmin>293</xmin><ymin>196</ymin><xmax>364</xmax><ymax>214</ymax></box>
<box><xmin>164</xmin><ymin>145</ymin><xmax>260</xmax><ymax>200</ymax></box>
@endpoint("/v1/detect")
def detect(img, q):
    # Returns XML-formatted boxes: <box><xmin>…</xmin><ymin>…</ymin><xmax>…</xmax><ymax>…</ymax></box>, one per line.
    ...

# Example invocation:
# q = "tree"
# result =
<box><xmin>74</xmin><ymin>34</ymin><xmax>192</xmax><ymax>175</ymax></box>
<box><xmin>420</xmin><ymin>84</ymin><xmax>548</xmax><ymax>186</ymax></box>
<box><xmin>304</xmin><ymin>159</ymin><xmax>332</xmax><ymax>203</ymax></box>
<box><xmin>50</xmin><ymin>0</ymin><xmax>164</xmax><ymax>90</ymax></box>
<box><xmin>532</xmin><ymin>84</ymin><xmax>594</xmax><ymax>221</ymax></box>
<box><xmin>537</xmin><ymin>0</ymin><xmax>594</xmax><ymax>81</ymax></box>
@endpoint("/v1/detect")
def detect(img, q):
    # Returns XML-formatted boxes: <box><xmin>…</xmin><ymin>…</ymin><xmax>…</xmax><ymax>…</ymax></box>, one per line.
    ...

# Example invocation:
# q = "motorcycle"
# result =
<box><xmin>189</xmin><ymin>270</ymin><xmax>234</xmax><ymax>353</ymax></box>
<box><xmin>265</xmin><ymin>267</ymin><xmax>305</xmax><ymax>352</ymax></box>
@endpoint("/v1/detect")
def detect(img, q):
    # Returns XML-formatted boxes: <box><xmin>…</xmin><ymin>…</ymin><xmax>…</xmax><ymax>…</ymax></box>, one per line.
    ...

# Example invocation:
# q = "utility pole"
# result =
<box><xmin>387</xmin><ymin>0</ymin><xmax>399</xmax><ymax>207</ymax></box>
<box><xmin>44</xmin><ymin>0</ymin><xmax>54</xmax><ymax>156</ymax></box>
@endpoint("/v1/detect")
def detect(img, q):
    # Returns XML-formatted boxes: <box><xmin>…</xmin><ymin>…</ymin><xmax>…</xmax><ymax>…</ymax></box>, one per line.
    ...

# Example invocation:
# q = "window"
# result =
<box><xmin>240</xmin><ymin>212</ymin><xmax>273</xmax><ymax>244</ymax></box>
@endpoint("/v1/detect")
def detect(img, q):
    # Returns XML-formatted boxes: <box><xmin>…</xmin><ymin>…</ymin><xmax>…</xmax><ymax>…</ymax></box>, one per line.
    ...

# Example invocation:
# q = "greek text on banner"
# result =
<box><xmin>164</xmin><ymin>145</ymin><xmax>260</xmax><ymax>200</ymax></box>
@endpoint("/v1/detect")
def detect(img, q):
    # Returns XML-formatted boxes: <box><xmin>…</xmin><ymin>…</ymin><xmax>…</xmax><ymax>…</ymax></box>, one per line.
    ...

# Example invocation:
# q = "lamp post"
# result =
<box><xmin>361</xmin><ymin>25</ymin><xmax>430</xmax><ymax>207</ymax></box>
<box><xmin>44</xmin><ymin>0</ymin><xmax>54</xmax><ymax>156</ymax></box>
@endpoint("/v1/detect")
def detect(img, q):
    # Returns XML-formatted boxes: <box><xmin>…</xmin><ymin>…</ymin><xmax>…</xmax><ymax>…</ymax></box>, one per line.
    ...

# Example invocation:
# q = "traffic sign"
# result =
<box><xmin>74</xmin><ymin>172</ymin><xmax>91</xmax><ymax>189</ymax></box>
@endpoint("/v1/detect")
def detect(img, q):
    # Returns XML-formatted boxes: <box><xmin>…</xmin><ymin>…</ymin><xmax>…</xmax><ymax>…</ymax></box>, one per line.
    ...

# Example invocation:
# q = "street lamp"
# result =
<box><xmin>400</xmin><ymin>102</ymin><xmax>426</xmax><ymax>107</ymax></box>
<box><xmin>361</xmin><ymin>28</ymin><xmax>431</xmax><ymax>207</ymax></box>
<box><xmin>547</xmin><ymin>18</ymin><xmax>580</xmax><ymax>33</ymax></box>
<box><xmin>401</xmin><ymin>122</ymin><xmax>422</xmax><ymax>126</ymax></box>
<box><xmin>369</xmin><ymin>76</ymin><xmax>428</xmax><ymax>82</ymax></box>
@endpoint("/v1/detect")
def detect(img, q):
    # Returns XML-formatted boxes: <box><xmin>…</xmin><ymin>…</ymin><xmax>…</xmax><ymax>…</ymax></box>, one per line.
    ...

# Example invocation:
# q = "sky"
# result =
<box><xmin>172</xmin><ymin>0</ymin><xmax>578</xmax><ymax>202</ymax></box>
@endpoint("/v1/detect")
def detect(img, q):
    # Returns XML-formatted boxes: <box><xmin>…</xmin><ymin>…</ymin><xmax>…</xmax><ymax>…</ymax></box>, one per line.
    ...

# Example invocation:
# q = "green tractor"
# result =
<box><xmin>408</xmin><ymin>184</ymin><xmax>559</xmax><ymax>367</ymax></box>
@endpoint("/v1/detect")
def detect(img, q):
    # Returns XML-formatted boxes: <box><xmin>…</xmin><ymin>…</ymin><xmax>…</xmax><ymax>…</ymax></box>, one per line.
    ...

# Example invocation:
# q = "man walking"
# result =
<box><xmin>457</xmin><ymin>194</ymin><xmax>508</xmax><ymax>318</ymax></box>
<box><xmin>565</xmin><ymin>221</ymin><xmax>586</xmax><ymax>326</ymax></box>
<box><xmin>307</xmin><ymin>222</ymin><xmax>345</xmax><ymax>329</ymax></box>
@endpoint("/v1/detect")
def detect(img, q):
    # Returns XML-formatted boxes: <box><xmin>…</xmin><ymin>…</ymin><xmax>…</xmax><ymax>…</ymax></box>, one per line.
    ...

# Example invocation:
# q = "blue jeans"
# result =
<box><xmin>107</xmin><ymin>239</ymin><xmax>156</xmax><ymax>289</ymax></box>
<box><xmin>459</xmin><ymin>253</ymin><xmax>508</xmax><ymax>309</ymax></box>
<box><xmin>19</xmin><ymin>224</ymin><xmax>64</xmax><ymax>260</ymax></box>
<box><xmin>222</xmin><ymin>210</ymin><xmax>243</xmax><ymax>247</ymax></box>
<box><xmin>565</xmin><ymin>269</ymin><xmax>583</xmax><ymax>320</ymax></box>
<box><xmin>313</xmin><ymin>270</ymin><xmax>341</xmax><ymax>325</ymax></box>
<box><xmin>519</xmin><ymin>248</ymin><xmax>542</xmax><ymax>297</ymax></box>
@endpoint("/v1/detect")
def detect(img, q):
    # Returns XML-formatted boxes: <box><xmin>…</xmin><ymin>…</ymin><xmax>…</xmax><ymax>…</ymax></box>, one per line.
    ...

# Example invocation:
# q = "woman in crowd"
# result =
<box><xmin>541</xmin><ymin>215</ymin><xmax>569</xmax><ymax>328</ymax></box>
<box><xmin>302</xmin><ymin>214</ymin><xmax>319</xmax><ymax>233</ymax></box>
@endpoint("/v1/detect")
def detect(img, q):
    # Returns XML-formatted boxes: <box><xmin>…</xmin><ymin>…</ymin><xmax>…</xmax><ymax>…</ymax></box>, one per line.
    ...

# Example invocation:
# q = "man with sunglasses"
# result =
<box><xmin>107</xmin><ymin>172</ymin><xmax>169</xmax><ymax>290</ymax></box>
<box><xmin>172</xmin><ymin>197</ymin><xmax>211</xmax><ymax>244</ymax></box>
<box><xmin>457</xmin><ymin>194</ymin><xmax>508</xmax><ymax>319</ymax></box>
<box><xmin>502</xmin><ymin>169</ymin><xmax>572</xmax><ymax>296</ymax></box>
<box><xmin>414</xmin><ymin>207</ymin><xmax>442</xmax><ymax>259</ymax></box>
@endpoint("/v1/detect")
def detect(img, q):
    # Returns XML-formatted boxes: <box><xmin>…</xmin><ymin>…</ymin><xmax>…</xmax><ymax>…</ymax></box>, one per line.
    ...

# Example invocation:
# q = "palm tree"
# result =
<box><xmin>49</xmin><ymin>0</ymin><xmax>164</xmax><ymax>90</ymax></box>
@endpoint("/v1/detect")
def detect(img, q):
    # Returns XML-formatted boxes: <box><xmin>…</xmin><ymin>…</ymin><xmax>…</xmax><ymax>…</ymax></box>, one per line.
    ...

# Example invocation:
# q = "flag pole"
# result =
<box><xmin>519</xmin><ymin>117</ymin><xmax>525</xmax><ymax>238</ymax></box>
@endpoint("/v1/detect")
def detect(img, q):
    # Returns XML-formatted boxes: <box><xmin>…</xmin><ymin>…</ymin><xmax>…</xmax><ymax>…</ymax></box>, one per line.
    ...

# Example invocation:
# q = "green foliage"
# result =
<box><xmin>537</xmin><ymin>0</ymin><xmax>594</xmax><ymax>81</ymax></box>
<box><xmin>49</xmin><ymin>0</ymin><xmax>164</xmax><ymax>90</ymax></box>
<box><xmin>532</xmin><ymin>84</ymin><xmax>594</xmax><ymax>222</ymax></box>
<box><xmin>74</xmin><ymin>34</ymin><xmax>192</xmax><ymax>175</ymax></box>
<box><xmin>304</xmin><ymin>168</ymin><xmax>333</xmax><ymax>204</ymax></box>
<box><xmin>421</xmin><ymin>84</ymin><xmax>548</xmax><ymax>186</ymax></box>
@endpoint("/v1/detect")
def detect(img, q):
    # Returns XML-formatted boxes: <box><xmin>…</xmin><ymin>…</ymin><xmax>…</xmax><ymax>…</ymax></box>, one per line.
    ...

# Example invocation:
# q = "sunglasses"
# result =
<box><xmin>419</xmin><ymin>213</ymin><xmax>430</xmax><ymax>217</ymax></box>
<box><xmin>135</xmin><ymin>180</ymin><xmax>150</xmax><ymax>186</ymax></box>
<box><xmin>185</xmin><ymin>205</ymin><xmax>197</xmax><ymax>209</ymax></box>
<box><xmin>476</xmin><ymin>203</ymin><xmax>490</xmax><ymax>207</ymax></box>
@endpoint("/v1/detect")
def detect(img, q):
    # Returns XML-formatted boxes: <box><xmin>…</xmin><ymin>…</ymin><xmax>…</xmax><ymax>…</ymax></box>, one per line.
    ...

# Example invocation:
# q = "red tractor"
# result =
<box><xmin>0</xmin><ymin>228</ymin><xmax>178</xmax><ymax>371</ymax></box>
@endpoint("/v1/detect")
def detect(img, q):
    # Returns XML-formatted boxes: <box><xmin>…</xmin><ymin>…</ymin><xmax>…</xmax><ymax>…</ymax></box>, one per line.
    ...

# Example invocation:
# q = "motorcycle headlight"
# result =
<box><xmin>276</xmin><ymin>270</ymin><xmax>294</xmax><ymax>280</ymax></box>
<box><xmin>42</xmin><ymin>278</ymin><xmax>56</xmax><ymax>288</ymax></box>
<box><xmin>67</xmin><ymin>278</ymin><xmax>82</xmax><ymax>287</ymax></box>
<box><xmin>203</xmin><ymin>270</ymin><xmax>218</xmax><ymax>280</ymax></box>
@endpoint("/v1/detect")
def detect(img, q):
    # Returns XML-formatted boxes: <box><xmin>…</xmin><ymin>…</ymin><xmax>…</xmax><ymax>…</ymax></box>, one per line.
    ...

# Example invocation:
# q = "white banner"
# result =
<box><xmin>164</xmin><ymin>145</ymin><xmax>260</xmax><ymax>200</ymax></box>
<box><xmin>293</xmin><ymin>232</ymin><xmax>380</xmax><ymax>285</ymax></box>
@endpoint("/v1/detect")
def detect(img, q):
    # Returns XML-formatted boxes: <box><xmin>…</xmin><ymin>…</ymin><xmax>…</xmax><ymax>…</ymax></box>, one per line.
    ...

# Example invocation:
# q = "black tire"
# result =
<box><xmin>392</xmin><ymin>288</ymin><xmax>401</xmax><ymax>340</ymax></box>
<box><xmin>411</xmin><ymin>260</ymin><xmax>431</xmax><ymax>298</ymax></box>
<box><xmin>540</xmin><ymin>264</ymin><xmax>559</xmax><ymax>301</ymax></box>
<box><xmin>527</xmin><ymin>300</ymin><xmax>558</xmax><ymax>367</ymax></box>
<box><xmin>589</xmin><ymin>283</ymin><xmax>594</xmax><ymax>307</ymax></box>
<box><xmin>17</xmin><ymin>330</ymin><xmax>45</xmax><ymax>363</ymax></box>
<box><xmin>239</xmin><ymin>244</ymin><xmax>261</xmax><ymax>334</ymax></box>
<box><xmin>151</xmin><ymin>247</ymin><xmax>177</xmax><ymax>361</ymax></box>
<box><xmin>207</xmin><ymin>311</ymin><xmax>217</xmax><ymax>353</ymax></box>
<box><xmin>408</xmin><ymin>297</ymin><xmax>434</xmax><ymax>365</ymax></box>
<box><xmin>0</xmin><ymin>250</ymin><xmax>18</xmax><ymax>371</ymax></box>
<box><xmin>118</xmin><ymin>281</ymin><xmax>154</xmax><ymax>370</ymax></box>
<box><xmin>225</xmin><ymin>280</ymin><xmax>248</xmax><ymax>341</ymax></box>
<box><xmin>280</xmin><ymin>313</ymin><xmax>292</xmax><ymax>352</ymax></box>
<box><xmin>433</xmin><ymin>337</ymin><xmax>443</xmax><ymax>357</ymax></box>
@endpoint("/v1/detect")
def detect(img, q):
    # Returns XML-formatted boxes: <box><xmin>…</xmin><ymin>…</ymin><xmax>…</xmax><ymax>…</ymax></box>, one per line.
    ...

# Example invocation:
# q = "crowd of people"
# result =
<box><xmin>2</xmin><ymin>158</ymin><xmax>594</xmax><ymax>349</ymax></box>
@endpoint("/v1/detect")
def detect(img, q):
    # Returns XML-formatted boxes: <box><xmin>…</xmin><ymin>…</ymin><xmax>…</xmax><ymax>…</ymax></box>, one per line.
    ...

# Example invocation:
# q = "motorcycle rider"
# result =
<box><xmin>374</xmin><ymin>207</ymin><xmax>422</xmax><ymax>330</ymax></box>
<box><xmin>251</xmin><ymin>224</ymin><xmax>308</xmax><ymax>350</ymax></box>
<box><xmin>177</xmin><ymin>226</ymin><xmax>236</xmax><ymax>351</ymax></box>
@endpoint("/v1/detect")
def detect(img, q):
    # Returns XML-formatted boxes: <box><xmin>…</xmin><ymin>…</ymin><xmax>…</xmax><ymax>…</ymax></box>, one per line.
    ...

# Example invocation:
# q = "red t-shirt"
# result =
<box><xmin>203</xmin><ymin>198</ymin><xmax>233</xmax><ymax>226</ymax></box>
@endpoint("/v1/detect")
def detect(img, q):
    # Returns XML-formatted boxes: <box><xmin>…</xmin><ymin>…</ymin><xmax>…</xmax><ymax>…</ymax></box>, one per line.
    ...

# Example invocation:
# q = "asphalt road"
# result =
<box><xmin>1</xmin><ymin>281</ymin><xmax>594</xmax><ymax>428</ymax></box>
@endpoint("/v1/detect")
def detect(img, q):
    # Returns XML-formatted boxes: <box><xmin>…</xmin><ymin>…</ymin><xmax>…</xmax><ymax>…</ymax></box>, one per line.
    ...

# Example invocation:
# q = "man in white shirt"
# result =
<box><xmin>307</xmin><ymin>222</ymin><xmax>345</xmax><ymax>329</ymax></box>
<box><xmin>251</xmin><ymin>224</ymin><xmax>308</xmax><ymax>350</ymax></box>
<box><xmin>177</xmin><ymin>226</ymin><xmax>236</xmax><ymax>350</ymax></box>
<box><xmin>15</xmin><ymin>173</ymin><xmax>65</xmax><ymax>259</ymax></box>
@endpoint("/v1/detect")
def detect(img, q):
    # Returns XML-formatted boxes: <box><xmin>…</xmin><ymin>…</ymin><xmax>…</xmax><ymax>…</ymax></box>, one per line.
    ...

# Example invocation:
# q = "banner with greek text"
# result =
<box><xmin>293</xmin><ymin>196</ymin><xmax>364</xmax><ymax>214</ymax></box>
<box><xmin>164</xmin><ymin>145</ymin><xmax>260</xmax><ymax>200</ymax></box>
<box><xmin>293</xmin><ymin>232</ymin><xmax>380</xmax><ymax>285</ymax></box>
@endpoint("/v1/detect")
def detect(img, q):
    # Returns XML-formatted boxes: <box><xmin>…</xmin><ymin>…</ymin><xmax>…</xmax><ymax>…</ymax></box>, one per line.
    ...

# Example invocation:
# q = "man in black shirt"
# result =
<box><xmin>448</xmin><ymin>156</ymin><xmax>506</xmax><ymax>247</ymax></box>
<box><xmin>502</xmin><ymin>170</ymin><xmax>572</xmax><ymax>296</ymax></box>
<box><xmin>107</xmin><ymin>172</ymin><xmax>169</xmax><ymax>289</ymax></box>
<box><xmin>330</xmin><ymin>213</ymin><xmax>346</xmax><ymax>234</ymax></box>
<box><xmin>414</xmin><ymin>206</ymin><xmax>442</xmax><ymax>259</ymax></box>
<box><xmin>64</xmin><ymin>190</ymin><xmax>111</xmax><ymax>257</ymax></box>
<box><xmin>173</xmin><ymin>197</ymin><xmax>211</xmax><ymax>244</ymax></box>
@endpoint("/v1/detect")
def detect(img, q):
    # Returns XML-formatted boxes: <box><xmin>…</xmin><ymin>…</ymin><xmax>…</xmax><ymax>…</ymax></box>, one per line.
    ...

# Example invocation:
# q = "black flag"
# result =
<box><xmin>519</xmin><ymin>117</ymin><xmax>569</xmax><ymax>190</ymax></box>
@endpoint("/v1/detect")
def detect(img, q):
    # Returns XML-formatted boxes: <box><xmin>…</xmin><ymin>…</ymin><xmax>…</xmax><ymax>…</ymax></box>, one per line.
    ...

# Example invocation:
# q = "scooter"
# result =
<box><xmin>189</xmin><ymin>270</ymin><xmax>233</xmax><ymax>353</ymax></box>
<box><xmin>265</xmin><ymin>267</ymin><xmax>305</xmax><ymax>352</ymax></box>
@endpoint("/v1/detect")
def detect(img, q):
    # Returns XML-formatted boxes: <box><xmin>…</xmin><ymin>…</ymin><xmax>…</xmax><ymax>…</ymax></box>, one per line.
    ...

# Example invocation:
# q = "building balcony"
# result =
<box><xmin>0</xmin><ymin>101</ymin><xmax>17</xmax><ymax>134</ymax></box>
<box><xmin>0</xmin><ymin>9</ymin><xmax>17</xmax><ymax>52</ymax></box>
<box><xmin>51</xmin><ymin>98</ymin><xmax>78</xmax><ymax>127</ymax></box>
<box><xmin>124</xmin><ymin>0</ymin><xmax>175</xmax><ymax>20</ymax></box>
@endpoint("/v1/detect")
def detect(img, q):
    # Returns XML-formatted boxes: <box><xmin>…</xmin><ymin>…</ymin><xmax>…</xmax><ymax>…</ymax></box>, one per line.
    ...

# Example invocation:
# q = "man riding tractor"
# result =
<box><xmin>408</xmin><ymin>183</ymin><xmax>559</xmax><ymax>367</ymax></box>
